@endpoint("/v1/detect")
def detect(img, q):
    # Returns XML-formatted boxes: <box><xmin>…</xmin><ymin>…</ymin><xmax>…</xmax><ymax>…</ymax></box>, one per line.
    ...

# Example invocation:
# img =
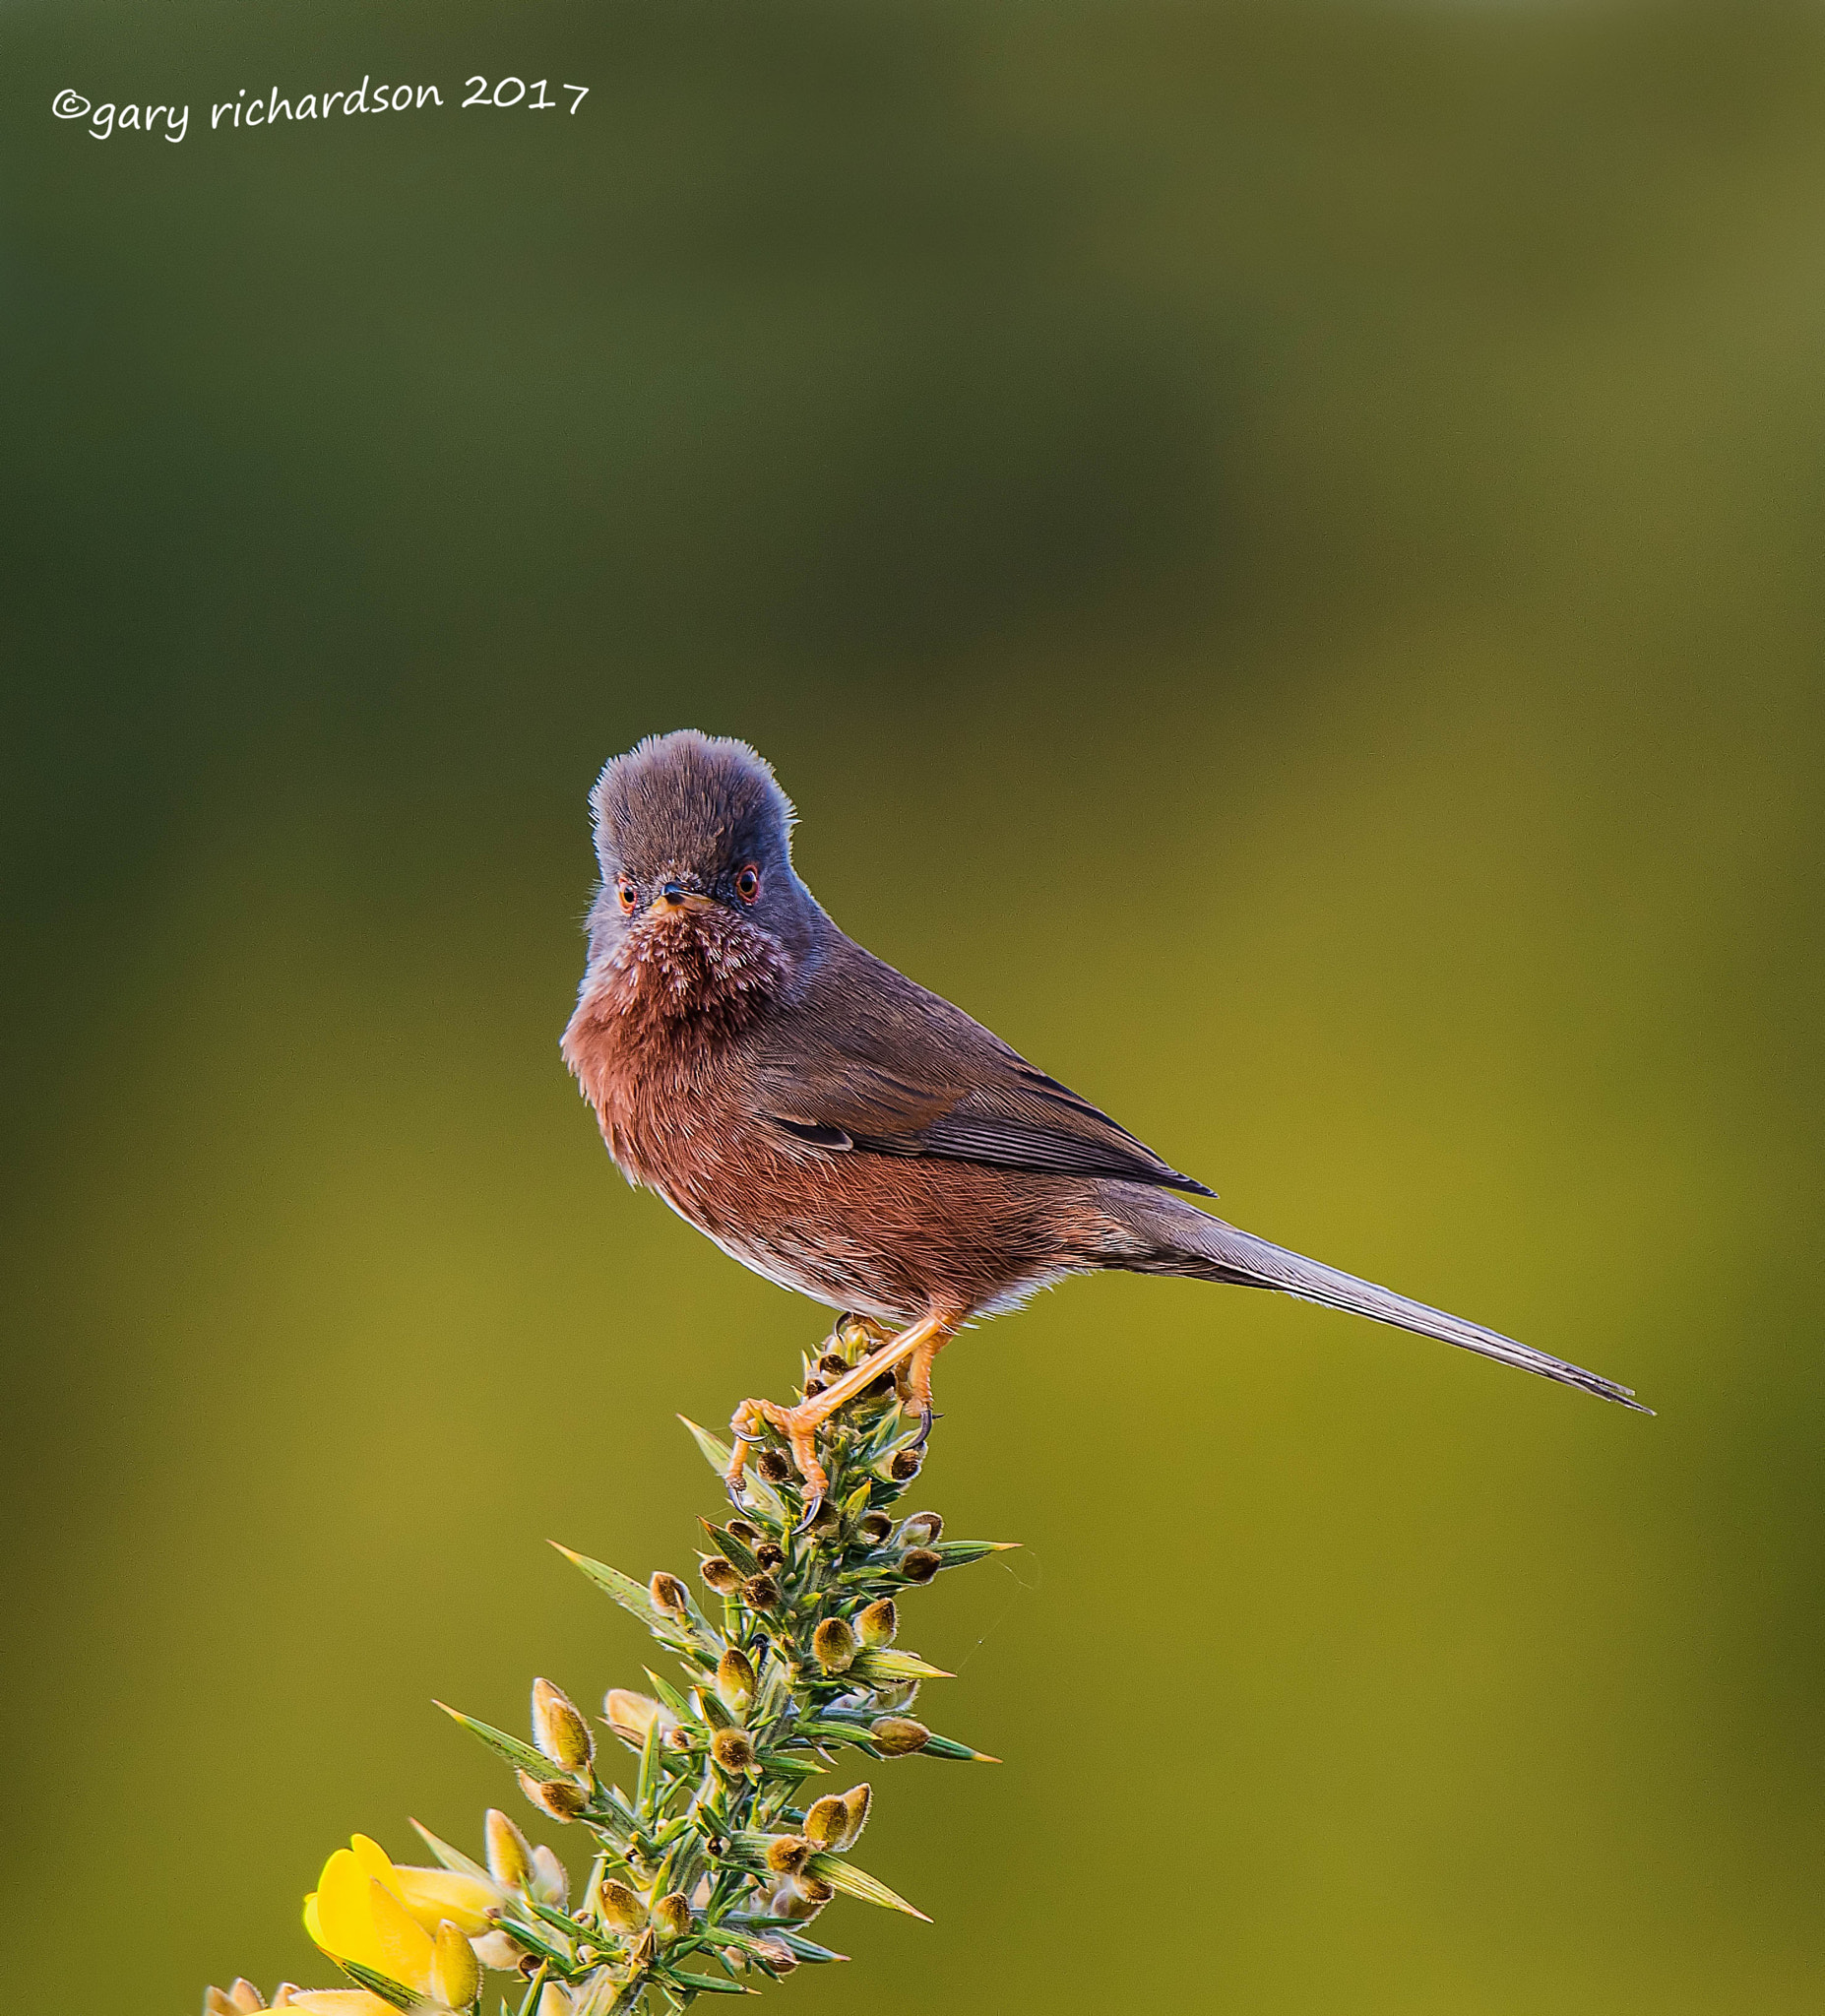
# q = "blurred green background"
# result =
<box><xmin>4</xmin><ymin>0</ymin><xmax>1822</xmax><ymax>2008</ymax></box>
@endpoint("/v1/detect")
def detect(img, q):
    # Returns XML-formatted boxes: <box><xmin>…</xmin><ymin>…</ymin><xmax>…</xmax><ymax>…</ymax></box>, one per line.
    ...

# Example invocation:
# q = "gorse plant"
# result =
<box><xmin>207</xmin><ymin>1317</ymin><xmax>1012</xmax><ymax>2016</ymax></box>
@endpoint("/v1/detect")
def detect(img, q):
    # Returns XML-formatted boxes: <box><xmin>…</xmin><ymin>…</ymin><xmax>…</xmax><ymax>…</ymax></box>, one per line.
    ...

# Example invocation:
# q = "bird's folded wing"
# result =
<box><xmin>753</xmin><ymin>951</ymin><xmax>1213</xmax><ymax>1196</ymax></box>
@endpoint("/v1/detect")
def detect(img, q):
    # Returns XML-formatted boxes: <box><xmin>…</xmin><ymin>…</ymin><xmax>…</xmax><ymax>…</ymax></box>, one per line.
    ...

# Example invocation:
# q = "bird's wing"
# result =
<box><xmin>752</xmin><ymin>945</ymin><xmax>1213</xmax><ymax>1196</ymax></box>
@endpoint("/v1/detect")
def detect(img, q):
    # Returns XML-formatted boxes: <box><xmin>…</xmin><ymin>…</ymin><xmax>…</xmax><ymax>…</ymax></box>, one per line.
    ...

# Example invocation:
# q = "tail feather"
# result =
<box><xmin>1135</xmin><ymin>1207</ymin><xmax>1647</xmax><ymax>1412</ymax></box>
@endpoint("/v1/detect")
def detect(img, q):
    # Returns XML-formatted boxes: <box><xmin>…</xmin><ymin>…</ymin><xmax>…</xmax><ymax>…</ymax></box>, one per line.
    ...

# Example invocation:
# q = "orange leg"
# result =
<box><xmin>903</xmin><ymin>1328</ymin><xmax>954</xmax><ymax>1447</ymax></box>
<box><xmin>728</xmin><ymin>1308</ymin><xmax>959</xmax><ymax>1503</ymax></box>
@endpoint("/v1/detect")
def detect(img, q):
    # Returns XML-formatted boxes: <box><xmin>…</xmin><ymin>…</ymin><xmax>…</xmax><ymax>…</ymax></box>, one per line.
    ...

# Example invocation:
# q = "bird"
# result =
<box><xmin>561</xmin><ymin>729</ymin><xmax>1644</xmax><ymax>1509</ymax></box>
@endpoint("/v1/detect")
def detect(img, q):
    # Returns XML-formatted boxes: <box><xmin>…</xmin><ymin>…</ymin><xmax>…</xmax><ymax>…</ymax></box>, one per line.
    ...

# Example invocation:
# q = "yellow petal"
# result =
<box><xmin>308</xmin><ymin>1851</ymin><xmax>373</xmax><ymax>1958</ymax></box>
<box><xmin>359</xmin><ymin>1877</ymin><xmax>436</xmax><ymax>1994</ymax></box>
<box><xmin>392</xmin><ymin>1864</ymin><xmax>502</xmax><ymax>1936</ymax></box>
<box><xmin>348</xmin><ymin>1835</ymin><xmax>402</xmax><ymax>1892</ymax></box>
<box><xmin>430</xmin><ymin>1920</ymin><xmax>481</xmax><ymax>2006</ymax></box>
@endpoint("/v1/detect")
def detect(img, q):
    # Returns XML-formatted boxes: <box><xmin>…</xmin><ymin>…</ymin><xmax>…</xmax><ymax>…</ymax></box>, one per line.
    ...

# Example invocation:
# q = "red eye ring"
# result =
<box><xmin>735</xmin><ymin>865</ymin><xmax>761</xmax><ymax>904</ymax></box>
<box><xmin>615</xmin><ymin>878</ymin><xmax>639</xmax><ymax>914</ymax></box>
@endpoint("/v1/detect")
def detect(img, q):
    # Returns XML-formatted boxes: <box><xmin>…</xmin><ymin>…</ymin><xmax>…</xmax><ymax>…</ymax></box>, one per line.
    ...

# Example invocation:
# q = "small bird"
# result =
<box><xmin>562</xmin><ymin>730</ymin><xmax>1642</xmax><ymax>1505</ymax></box>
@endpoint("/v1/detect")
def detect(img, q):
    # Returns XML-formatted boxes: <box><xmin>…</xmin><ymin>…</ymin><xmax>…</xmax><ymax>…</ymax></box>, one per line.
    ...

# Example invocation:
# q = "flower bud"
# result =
<box><xmin>726</xmin><ymin>1519</ymin><xmax>762</xmax><ymax>1546</ymax></box>
<box><xmin>754</xmin><ymin>1540</ymin><xmax>786</xmax><ymax>1570</ymax></box>
<box><xmin>598</xmin><ymin>1877</ymin><xmax>645</xmax><ymax>1933</ymax></box>
<box><xmin>756</xmin><ymin>1449</ymin><xmax>792</xmax><ymax>1483</ymax></box>
<box><xmin>740</xmin><ymin>1573</ymin><xmax>781</xmax><ymax>1611</ymax></box>
<box><xmin>206</xmin><ymin>1985</ymin><xmax>266</xmax><ymax>2014</ymax></box>
<box><xmin>484</xmin><ymin>1807</ymin><xmax>533</xmax><ymax>1890</ymax></box>
<box><xmin>899</xmin><ymin>1511</ymin><xmax>943</xmax><ymax>1545</ymax></box>
<box><xmin>764</xmin><ymin>1833</ymin><xmax>810</xmax><ymax>1873</ymax></box>
<box><xmin>887</xmin><ymin>1449</ymin><xmax>922</xmax><ymax>1482</ymax></box>
<box><xmin>531</xmin><ymin>1678</ymin><xmax>594</xmax><ymax>1770</ymax></box>
<box><xmin>792</xmin><ymin>1871</ymin><xmax>836</xmax><ymax>1906</ymax></box>
<box><xmin>815</xmin><ymin>1352</ymin><xmax>850</xmax><ymax>1379</ymax></box>
<box><xmin>855</xmin><ymin>1597</ymin><xmax>897</xmax><ymax>1648</ymax></box>
<box><xmin>869</xmin><ymin>1716</ymin><xmax>930</xmax><ymax>1756</ymax></box>
<box><xmin>535</xmin><ymin>1984</ymin><xmax>576</xmax><ymax>2016</ymax></box>
<box><xmin>753</xmin><ymin>1935</ymin><xmax>799</xmax><ymax>1976</ymax></box>
<box><xmin>716</xmin><ymin>1647</ymin><xmax>757</xmax><ymax>1716</ymax></box>
<box><xmin>472</xmin><ymin>1929</ymin><xmax>530</xmax><ymax>1972</ymax></box>
<box><xmin>603</xmin><ymin>1688</ymin><xmax>678</xmax><ymax>1750</ymax></box>
<box><xmin>530</xmin><ymin>1843</ymin><xmax>569</xmax><ymax>1908</ymax></box>
<box><xmin>700</xmin><ymin>1554</ymin><xmax>741</xmax><ymax>1595</ymax></box>
<box><xmin>854</xmin><ymin>1511</ymin><xmax>893</xmax><ymax>1546</ymax></box>
<box><xmin>802</xmin><ymin>1794</ymin><xmax>850</xmax><ymax>1850</ymax></box>
<box><xmin>898</xmin><ymin>1547</ymin><xmax>942</xmax><ymax>1585</ymax></box>
<box><xmin>518</xmin><ymin>1768</ymin><xmax>588</xmax><ymax>1820</ymax></box>
<box><xmin>840</xmin><ymin>1781</ymin><xmax>872</xmax><ymax>1846</ymax></box>
<box><xmin>811</xmin><ymin>1615</ymin><xmax>856</xmax><ymax>1672</ymax></box>
<box><xmin>800</xmin><ymin>1377</ymin><xmax>828</xmax><ymax>1400</ymax></box>
<box><xmin>652</xmin><ymin>1891</ymin><xmax>693</xmax><ymax>1941</ymax></box>
<box><xmin>430</xmin><ymin>1919</ymin><xmax>480</xmax><ymax>2008</ymax></box>
<box><xmin>649</xmin><ymin>1571</ymin><xmax>691</xmax><ymax>1616</ymax></box>
<box><xmin>710</xmin><ymin>1727</ymin><xmax>756</xmax><ymax>1774</ymax></box>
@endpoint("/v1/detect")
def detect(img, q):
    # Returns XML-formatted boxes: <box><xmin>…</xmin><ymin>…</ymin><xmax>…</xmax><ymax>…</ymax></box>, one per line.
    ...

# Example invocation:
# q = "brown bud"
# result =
<box><xmin>802</xmin><ymin>1794</ymin><xmax>850</xmax><ymax>1850</ymax></box>
<box><xmin>764</xmin><ymin>1833</ymin><xmax>811</xmax><ymax>1874</ymax></box>
<box><xmin>531</xmin><ymin>1678</ymin><xmax>595</xmax><ymax>1770</ymax></box>
<box><xmin>598</xmin><ymin>1877</ymin><xmax>645</xmax><ymax>1933</ymax></box>
<box><xmin>726</xmin><ymin>1519</ymin><xmax>762</xmax><ymax>1546</ymax></box>
<box><xmin>716</xmin><ymin>1646</ymin><xmax>757</xmax><ymax>1715</ymax></box>
<box><xmin>740</xmin><ymin>1573</ymin><xmax>781</xmax><ymax>1610</ymax></box>
<box><xmin>800</xmin><ymin>1377</ymin><xmax>827</xmax><ymax>1400</ymax></box>
<box><xmin>810</xmin><ymin>1605</ymin><xmax>854</xmax><ymax>1669</ymax></box>
<box><xmin>484</xmin><ymin>1807</ymin><xmax>534</xmax><ymax>1890</ymax></box>
<box><xmin>710</xmin><ymin>1727</ymin><xmax>757</xmax><ymax>1774</ymax></box>
<box><xmin>887</xmin><ymin>1449</ymin><xmax>922</xmax><ymax>1482</ymax></box>
<box><xmin>855</xmin><ymin>1511</ymin><xmax>893</xmax><ymax>1546</ymax></box>
<box><xmin>754</xmin><ymin>1540</ymin><xmax>786</xmax><ymax>1570</ymax></box>
<box><xmin>792</xmin><ymin>1871</ymin><xmax>837</xmax><ymax>1906</ymax></box>
<box><xmin>811</xmin><ymin>1615</ymin><xmax>856</xmax><ymax>1672</ymax></box>
<box><xmin>869</xmin><ymin>1716</ymin><xmax>930</xmax><ymax>1756</ymax></box>
<box><xmin>855</xmin><ymin>1597</ymin><xmax>897</xmax><ymax>1648</ymax></box>
<box><xmin>652</xmin><ymin>1891</ymin><xmax>693</xmax><ymax>1941</ymax></box>
<box><xmin>898</xmin><ymin>1547</ymin><xmax>942</xmax><ymax>1585</ymax></box>
<box><xmin>648</xmin><ymin>1571</ymin><xmax>691</xmax><ymax>1616</ymax></box>
<box><xmin>840</xmin><ymin>1781</ymin><xmax>872</xmax><ymax>1846</ymax></box>
<box><xmin>899</xmin><ymin>1511</ymin><xmax>943</xmax><ymax>1545</ymax></box>
<box><xmin>752</xmin><ymin>1935</ymin><xmax>798</xmax><ymax>1976</ymax></box>
<box><xmin>518</xmin><ymin>1768</ymin><xmax>589</xmax><ymax>1819</ymax></box>
<box><xmin>700</xmin><ymin>1554</ymin><xmax>741</xmax><ymax>1595</ymax></box>
<box><xmin>756</xmin><ymin>1449</ymin><xmax>792</xmax><ymax>1484</ymax></box>
<box><xmin>815</xmin><ymin>1352</ymin><xmax>850</xmax><ymax>1378</ymax></box>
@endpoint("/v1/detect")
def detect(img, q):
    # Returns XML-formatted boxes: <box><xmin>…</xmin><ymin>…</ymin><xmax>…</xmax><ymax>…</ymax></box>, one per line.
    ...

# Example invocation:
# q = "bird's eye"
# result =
<box><xmin>615</xmin><ymin>878</ymin><xmax>639</xmax><ymax>914</ymax></box>
<box><xmin>734</xmin><ymin>865</ymin><xmax>761</xmax><ymax>904</ymax></box>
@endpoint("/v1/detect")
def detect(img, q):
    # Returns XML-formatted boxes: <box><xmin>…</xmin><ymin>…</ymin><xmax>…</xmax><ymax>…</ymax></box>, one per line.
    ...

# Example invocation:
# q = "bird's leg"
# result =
<box><xmin>903</xmin><ymin>1327</ymin><xmax>954</xmax><ymax>1451</ymax></box>
<box><xmin>725</xmin><ymin>1308</ymin><xmax>959</xmax><ymax>1511</ymax></box>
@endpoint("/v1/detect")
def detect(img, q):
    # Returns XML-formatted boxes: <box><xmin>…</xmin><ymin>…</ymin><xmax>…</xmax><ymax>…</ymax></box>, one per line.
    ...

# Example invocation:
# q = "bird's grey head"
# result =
<box><xmin>583</xmin><ymin>730</ymin><xmax>818</xmax><ymax>979</ymax></box>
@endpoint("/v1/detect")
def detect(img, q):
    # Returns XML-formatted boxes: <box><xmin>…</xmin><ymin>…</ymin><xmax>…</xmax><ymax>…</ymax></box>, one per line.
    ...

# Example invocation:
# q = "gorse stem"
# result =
<box><xmin>207</xmin><ymin>1316</ymin><xmax>1014</xmax><ymax>2016</ymax></box>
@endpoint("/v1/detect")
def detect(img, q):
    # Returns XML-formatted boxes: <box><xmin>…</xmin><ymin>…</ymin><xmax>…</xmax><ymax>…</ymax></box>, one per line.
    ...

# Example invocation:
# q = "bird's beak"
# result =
<box><xmin>648</xmin><ymin>889</ymin><xmax>716</xmax><ymax>915</ymax></box>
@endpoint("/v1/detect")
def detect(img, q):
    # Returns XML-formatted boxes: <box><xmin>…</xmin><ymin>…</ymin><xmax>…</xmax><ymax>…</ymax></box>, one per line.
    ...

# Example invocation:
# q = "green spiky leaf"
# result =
<box><xmin>409</xmin><ymin>1814</ymin><xmax>491</xmax><ymax>1879</ymax></box>
<box><xmin>436</xmin><ymin>1700</ymin><xmax>578</xmax><ymax>1785</ymax></box>
<box><xmin>847</xmin><ymin>1649</ymin><xmax>951</xmax><ymax>1683</ymax></box>
<box><xmin>929</xmin><ymin>1540</ymin><xmax>1020</xmax><ymax>1567</ymax></box>
<box><xmin>806</xmin><ymin>1851</ymin><xmax>930</xmax><ymax>1921</ymax></box>
<box><xmin>337</xmin><ymin>1960</ymin><xmax>418</xmax><ymax>2008</ymax></box>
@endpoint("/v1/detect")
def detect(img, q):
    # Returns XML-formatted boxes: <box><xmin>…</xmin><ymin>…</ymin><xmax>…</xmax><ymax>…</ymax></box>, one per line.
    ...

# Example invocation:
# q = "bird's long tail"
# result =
<box><xmin>1123</xmin><ymin>1198</ymin><xmax>1646</xmax><ymax>1411</ymax></box>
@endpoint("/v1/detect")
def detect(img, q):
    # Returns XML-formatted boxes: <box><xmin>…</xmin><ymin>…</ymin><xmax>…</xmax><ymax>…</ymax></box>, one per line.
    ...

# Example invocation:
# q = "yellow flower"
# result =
<box><xmin>302</xmin><ymin>1834</ymin><xmax>502</xmax><ymax>2002</ymax></box>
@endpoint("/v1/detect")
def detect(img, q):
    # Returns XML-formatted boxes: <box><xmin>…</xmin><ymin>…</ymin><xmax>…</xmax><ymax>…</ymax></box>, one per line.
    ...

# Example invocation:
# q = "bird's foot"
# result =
<box><xmin>724</xmin><ymin>1309</ymin><xmax>960</xmax><ymax>1521</ymax></box>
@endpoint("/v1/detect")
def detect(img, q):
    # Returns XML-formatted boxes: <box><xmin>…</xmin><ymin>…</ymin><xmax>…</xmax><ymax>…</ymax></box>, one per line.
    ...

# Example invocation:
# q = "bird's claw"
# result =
<box><xmin>910</xmin><ymin>1406</ymin><xmax>938</xmax><ymax>1453</ymax></box>
<box><xmin>792</xmin><ymin>1489</ymin><xmax>825</xmax><ymax>1538</ymax></box>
